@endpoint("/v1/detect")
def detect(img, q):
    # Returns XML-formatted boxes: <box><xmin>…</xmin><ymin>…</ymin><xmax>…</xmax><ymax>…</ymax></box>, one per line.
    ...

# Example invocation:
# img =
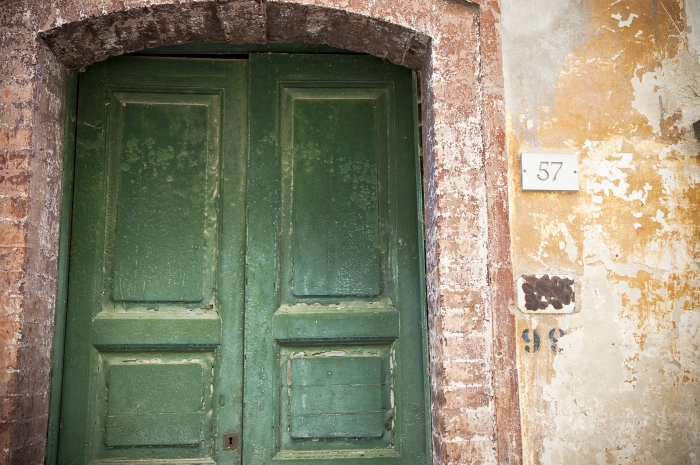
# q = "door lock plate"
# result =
<box><xmin>223</xmin><ymin>432</ymin><xmax>239</xmax><ymax>450</ymax></box>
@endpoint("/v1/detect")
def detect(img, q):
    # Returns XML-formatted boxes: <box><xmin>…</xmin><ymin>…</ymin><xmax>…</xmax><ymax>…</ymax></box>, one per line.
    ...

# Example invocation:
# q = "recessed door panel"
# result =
<box><xmin>104</xmin><ymin>359</ymin><xmax>210</xmax><ymax>447</ymax></box>
<box><xmin>289</xmin><ymin>356</ymin><xmax>385</xmax><ymax>439</ymax></box>
<box><xmin>289</xmin><ymin>92</ymin><xmax>381</xmax><ymax>297</ymax></box>
<box><xmin>111</xmin><ymin>94</ymin><xmax>215</xmax><ymax>303</ymax></box>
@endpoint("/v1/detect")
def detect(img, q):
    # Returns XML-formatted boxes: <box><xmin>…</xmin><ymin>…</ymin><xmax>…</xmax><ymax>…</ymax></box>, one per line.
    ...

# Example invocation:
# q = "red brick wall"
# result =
<box><xmin>1</xmin><ymin>0</ymin><xmax>69</xmax><ymax>455</ymax></box>
<box><xmin>1</xmin><ymin>3</ymin><xmax>36</xmax><ymax>461</ymax></box>
<box><xmin>0</xmin><ymin>1</ymin><xmax>520</xmax><ymax>464</ymax></box>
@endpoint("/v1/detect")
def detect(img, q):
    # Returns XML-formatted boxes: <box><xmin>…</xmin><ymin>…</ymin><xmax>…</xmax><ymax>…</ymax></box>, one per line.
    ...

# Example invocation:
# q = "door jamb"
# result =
<box><xmin>46</xmin><ymin>70</ymin><xmax>78</xmax><ymax>465</ymax></box>
<box><xmin>412</xmin><ymin>73</ymin><xmax>432</xmax><ymax>462</ymax></box>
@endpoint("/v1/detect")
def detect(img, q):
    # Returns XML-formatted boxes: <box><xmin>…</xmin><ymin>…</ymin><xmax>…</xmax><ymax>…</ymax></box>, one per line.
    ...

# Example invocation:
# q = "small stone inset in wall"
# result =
<box><xmin>517</xmin><ymin>274</ymin><xmax>575</xmax><ymax>314</ymax></box>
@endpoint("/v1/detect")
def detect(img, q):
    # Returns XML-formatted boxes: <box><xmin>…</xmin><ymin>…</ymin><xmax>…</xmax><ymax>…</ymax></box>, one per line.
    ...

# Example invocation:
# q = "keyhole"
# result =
<box><xmin>223</xmin><ymin>432</ymin><xmax>238</xmax><ymax>450</ymax></box>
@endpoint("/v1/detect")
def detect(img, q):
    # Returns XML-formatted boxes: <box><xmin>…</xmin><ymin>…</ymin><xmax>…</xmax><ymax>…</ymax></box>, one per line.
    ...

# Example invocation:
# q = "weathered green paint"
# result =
<box><xmin>271</xmin><ymin>449</ymin><xmax>402</xmax><ymax>464</ymax></box>
<box><xmin>289</xmin><ymin>357</ymin><xmax>384</xmax><ymax>439</ymax></box>
<box><xmin>57</xmin><ymin>57</ymin><xmax>248</xmax><ymax>464</ymax></box>
<box><xmin>290</xmin><ymin>385</ymin><xmax>382</xmax><ymax>414</ymax></box>
<box><xmin>277</xmin><ymin>345</ymin><xmax>395</xmax><ymax>454</ymax></box>
<box><xmin>57</xmin><ymin>53</ymin><xmax>428</xmax><ymax>465</ymax></box>
<box><xmin>91</xmin><ymin>311</ymin><xmax>222</xmax><ymax>348</ymax></box>
<box><xmin>105</xmin><ymin>362</ymin><xmax>207</xmax><ymax>446</ymax></box>
<box><xmin>290</xmin><ymin>91</ymin><xmax>381</xmax><ymax>297</ymax></box>
<box><xmin>110</xmin><ymin>92</ymin><xmax>215</xmax><ymax>302</ymax></box>
<box><xmin>272</xmin><ymin>303</ymin><xmax>399</xmax><ymax>342</ymax></box>
<box><xmin>245</xmin><ymin>54</ymin><xmax>428</xmax><ymax>464</ymax></box>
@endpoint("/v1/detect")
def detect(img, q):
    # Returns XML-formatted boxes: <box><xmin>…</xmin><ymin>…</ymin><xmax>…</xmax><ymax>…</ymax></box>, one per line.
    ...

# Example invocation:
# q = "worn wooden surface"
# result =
<box><xmin>58</xmin><ymin>54</ymin><xmax>428</xmax><ymax>464</ymax></box>
<box><xmin>58</xmin><ymin>57</ymin><xmax>248</xmax><ymax>464</ymax></box>
<box><xmin>245</xmin><ymin>53</ymin><xmax>429</xmax><ymax>465</ymax></box>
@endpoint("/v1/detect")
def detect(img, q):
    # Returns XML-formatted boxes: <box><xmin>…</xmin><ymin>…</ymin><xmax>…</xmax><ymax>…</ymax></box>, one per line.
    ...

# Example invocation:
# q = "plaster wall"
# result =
<box><xmin>502</xmin><ymin>0</ymin><xmax>700</xmax><ymax>462</ymax></box>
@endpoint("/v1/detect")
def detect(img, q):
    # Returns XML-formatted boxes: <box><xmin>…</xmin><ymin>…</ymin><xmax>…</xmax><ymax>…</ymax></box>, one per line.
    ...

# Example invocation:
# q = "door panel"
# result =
<box><xmin>103</xmin><ymin>357</ymin><xmax>211</xmax><ymax>447</ymax></box>
<box><xmin>110</xmin><ymin>93</ymin><xmax>215</xmax><ymax>303</ymax></box>
<box><xmin>58</xmin><ymin>58</ymin><xmax>248</xmax><ymax>464</ymax></box>
<box><xmin>288</xmin><ymin>90</ymin><xmax>383</xmax><ymax>297</ymax></box>
<box><xmin>245</xmin><ymin>54</ymin><xmax>428</xmax><ymax>465</ymax></box>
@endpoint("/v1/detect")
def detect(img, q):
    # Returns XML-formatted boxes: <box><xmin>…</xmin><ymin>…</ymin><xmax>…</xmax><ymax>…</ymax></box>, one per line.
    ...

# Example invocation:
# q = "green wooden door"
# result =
<box><xmin>244</xmin><ymin>54</ymin><xmax>428</xmax><ymax>465</ymax></box>
<box><xmin>57</xmin><ymin>54</ymin><xmax>428</xmax><ymax>465</ymax></box>
<box><xmin>57</xmin><ymin>57</ymin><xmax>248</xmax><ymax>465</ymax></box>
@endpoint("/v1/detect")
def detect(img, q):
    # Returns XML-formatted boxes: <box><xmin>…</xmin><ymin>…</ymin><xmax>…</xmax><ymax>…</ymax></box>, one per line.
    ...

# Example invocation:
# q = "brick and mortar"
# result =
<box><xmin>0</xmin><ymin>0</ymin><xmax>518</xmax><ymax>463</ymax></box>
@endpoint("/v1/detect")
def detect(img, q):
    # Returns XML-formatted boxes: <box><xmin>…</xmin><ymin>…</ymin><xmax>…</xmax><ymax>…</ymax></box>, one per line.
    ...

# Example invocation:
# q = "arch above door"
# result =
<box><xmin>3</xmin><ymin>1</ymin><xmax>520</xmax><ymax>463</ymax></box>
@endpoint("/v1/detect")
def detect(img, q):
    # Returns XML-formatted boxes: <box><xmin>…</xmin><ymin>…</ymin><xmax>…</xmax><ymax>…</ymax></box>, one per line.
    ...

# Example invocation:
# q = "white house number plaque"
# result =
<box><xmin>521</xmin><ymin>153</ymin><xmax>579</xmax><ymax>191</ymax></box>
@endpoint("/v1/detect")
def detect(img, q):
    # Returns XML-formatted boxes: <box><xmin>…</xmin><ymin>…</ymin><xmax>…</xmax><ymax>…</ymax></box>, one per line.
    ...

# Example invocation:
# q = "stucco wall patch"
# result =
<box><xmin>504</xmin><ymin>0</ymin><xmax>700</xmax><ymax>462</ymax></box>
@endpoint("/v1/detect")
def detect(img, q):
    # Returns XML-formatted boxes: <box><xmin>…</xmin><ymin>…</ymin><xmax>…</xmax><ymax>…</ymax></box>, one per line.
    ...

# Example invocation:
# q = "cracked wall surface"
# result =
<box><xmin>502</xmin><ymin>0</ymin><xmax>700</xmax><ymax>462</ymax></box>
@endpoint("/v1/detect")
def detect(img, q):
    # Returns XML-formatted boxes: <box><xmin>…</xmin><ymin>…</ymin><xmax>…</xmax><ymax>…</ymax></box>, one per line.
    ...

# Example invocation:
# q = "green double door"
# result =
<box><xmin>57</xmin><ymin>54</ymin><xmax>428</xmax><ymax>465</ymax></box>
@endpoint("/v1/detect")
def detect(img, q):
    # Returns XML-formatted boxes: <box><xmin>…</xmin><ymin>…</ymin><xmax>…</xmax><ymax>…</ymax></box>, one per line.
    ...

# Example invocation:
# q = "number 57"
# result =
<box><xmin>537</xmin><ymin>161</ymin><xmax>563</xmax><ymax>181</ymax></box>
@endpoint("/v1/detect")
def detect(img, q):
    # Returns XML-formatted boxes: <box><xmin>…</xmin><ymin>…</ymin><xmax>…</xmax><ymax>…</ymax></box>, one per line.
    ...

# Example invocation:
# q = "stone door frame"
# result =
<box><xmin>10</xmin><ymin>1</ymin><xmax>521</xmax><ymax>463</ymax></box>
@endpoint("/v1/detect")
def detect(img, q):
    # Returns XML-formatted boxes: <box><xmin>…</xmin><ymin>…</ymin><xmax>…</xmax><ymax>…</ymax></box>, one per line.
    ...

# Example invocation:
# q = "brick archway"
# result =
<box><xmin>1</xmin><ymin>1</ymin><xmax>520</xmax><ymax>463</ymax></box>
<box><xmin>39</xmin><ymin>3</ymin><xmax>430</xmax><ymax>72</ymax></box>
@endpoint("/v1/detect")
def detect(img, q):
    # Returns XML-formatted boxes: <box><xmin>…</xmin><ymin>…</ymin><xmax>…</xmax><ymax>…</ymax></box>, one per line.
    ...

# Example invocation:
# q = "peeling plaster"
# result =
<box><xmin>558</xmin><ymin>223</ymin><xmax>578</xmax><ymax>263</ymax></box>
<box><xmin>612</xmin><ymin>12</ymin><xmax>638</xmax><ymax>28</ymax></box>
<box><xmin>501</xmin><ymin>0</ymin><xmax>590</xmax><ymax>144</ymax></box>
<box><xmin>688</xmin><ymin>0</ymin><xmax>700</xmax><ymax>58</ymax></box>
<box><xmin>505</xmin><ymin>0</ymin><xmax>700</xmax><ymax>462</ymax></box>
<box><xmin>632</xmin><ymin>50</ymin><xmax>700</xmax><ymax>134</ymax></box>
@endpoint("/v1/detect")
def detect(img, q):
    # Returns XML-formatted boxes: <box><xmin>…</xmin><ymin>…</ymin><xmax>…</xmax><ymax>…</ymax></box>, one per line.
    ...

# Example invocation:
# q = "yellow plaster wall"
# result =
<box><xmin>503</xmin><ymin>0</ymin><xmax>700</xmax><ymax>462</ymax></box>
